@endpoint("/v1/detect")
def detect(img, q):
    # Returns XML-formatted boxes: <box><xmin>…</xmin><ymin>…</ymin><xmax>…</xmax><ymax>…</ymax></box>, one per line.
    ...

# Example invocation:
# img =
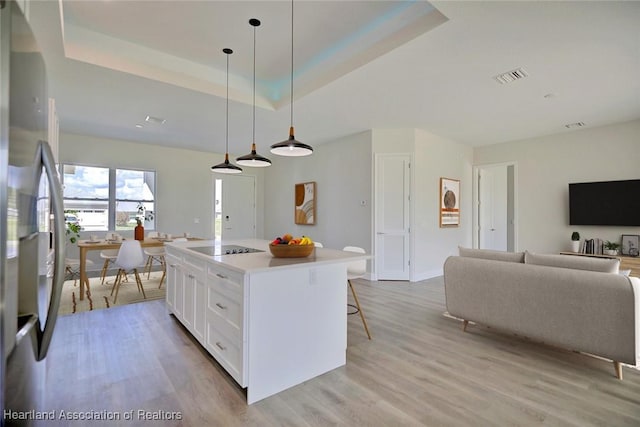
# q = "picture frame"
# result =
<box><xmin>295</xmin><ymin>181</ymin><xmax>316</xmax><ymax>225</ymax></box>
<box><xmin>439</xmin><ymin>177</ymin><xmax>460</xmax><ymax>227</ymax></box>
<box><xmin>621</xmin><ymin>234</ymin><xmax>640</xmax><ymax>257</ymax></box>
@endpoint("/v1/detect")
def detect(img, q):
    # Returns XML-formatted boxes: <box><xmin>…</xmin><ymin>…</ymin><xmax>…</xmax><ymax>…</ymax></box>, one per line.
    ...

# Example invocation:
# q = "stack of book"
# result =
<box><xmin>581</xmin><ymin>238</ymin><xmax>603</xmax><ymax>255</ymax></box>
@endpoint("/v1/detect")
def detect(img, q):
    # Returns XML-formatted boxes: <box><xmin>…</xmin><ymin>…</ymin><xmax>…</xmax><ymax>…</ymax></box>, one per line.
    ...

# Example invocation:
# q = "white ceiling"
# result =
<box><xmin>25</xmin><ymin>0</ymin><xmax>640</xmax><ymax>156</ymax></box>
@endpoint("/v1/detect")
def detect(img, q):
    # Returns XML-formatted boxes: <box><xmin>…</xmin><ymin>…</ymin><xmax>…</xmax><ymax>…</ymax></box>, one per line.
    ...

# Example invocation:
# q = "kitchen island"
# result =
<box><xmin>164</xmin><ymin>239</ymin><xmax>369</xmax><ymax>404</ymax></box>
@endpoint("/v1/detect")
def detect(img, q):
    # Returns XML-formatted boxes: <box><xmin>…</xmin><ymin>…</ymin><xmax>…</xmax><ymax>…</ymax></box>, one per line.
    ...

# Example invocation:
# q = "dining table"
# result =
<box><xmin>76</xmin><ymin>237</ymin><xmax>196</xmax><ymax>300</ymax></box>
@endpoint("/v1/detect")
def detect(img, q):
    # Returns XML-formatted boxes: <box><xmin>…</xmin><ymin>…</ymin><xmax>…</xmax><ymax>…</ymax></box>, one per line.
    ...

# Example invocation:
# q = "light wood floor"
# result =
<box><xmin>41</xmin><ymin>277</ymin><xmax>640</xmax><ymax>426</ymax></box>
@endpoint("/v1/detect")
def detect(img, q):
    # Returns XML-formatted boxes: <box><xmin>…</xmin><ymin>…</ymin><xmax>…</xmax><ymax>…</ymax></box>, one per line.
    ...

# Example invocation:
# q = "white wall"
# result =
<box><xmin>371</xmin><ymin>129</ymin><xmax>473</xmax><ymax>280</ymax></box>
<box><xmin>60</xmin><ymin>132</ymin><xmax>266</xmax><ymax>269</ymax></box>
<box><xmin>474</xmin><ymin>119</ymin><xmax>640</xmax><ymax>253</ymax></box>
<box><xmin>413</xmin><ymin>129</ymin><xmax>473</xmax><ymax>279</ymax></box>
<box><xmin>263</xmin><ymin>131</ymin><xmax>373</xmax><ymax>252</ymax></box>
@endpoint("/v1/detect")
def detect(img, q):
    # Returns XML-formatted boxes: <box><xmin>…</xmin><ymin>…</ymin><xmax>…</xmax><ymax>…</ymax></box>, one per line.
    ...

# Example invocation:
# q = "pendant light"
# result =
<box><xmin>211</xmin><ymin>48</ymin><xmax>243</xmax><ymax>174</ymax></box>
<box><xmin>237</xmin><ymin>19</ymin><xmax>271</xmax><ymax>167</ymax></box>
<box><xmin>270</xmin><ymin>0</ymin><xmax>313</xmax><ymax>157</ymax></box>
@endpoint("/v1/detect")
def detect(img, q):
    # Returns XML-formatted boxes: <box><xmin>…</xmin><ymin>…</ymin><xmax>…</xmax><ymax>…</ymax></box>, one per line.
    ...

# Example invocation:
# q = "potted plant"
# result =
<box><xmin>603</xmin><ymin>240</ymin><xmax>620</xmax><ymax>256</ymax></box>
<box><xmin>570</xmin><ymin>231</ymin><xmax>581</xmax><ymax>252</ymax></box>
<box><xmin>66</xmin><ymin>222</ymin><xmax>81</xmax><ymax>244</ymax></box>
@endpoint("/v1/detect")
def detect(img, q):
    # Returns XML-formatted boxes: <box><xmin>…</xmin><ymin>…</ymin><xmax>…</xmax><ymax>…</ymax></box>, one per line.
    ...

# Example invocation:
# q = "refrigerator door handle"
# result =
<box><xmin>36</xmin><ymin>141</ymin><xmax>65</xmax><ymax>360</ymax></box>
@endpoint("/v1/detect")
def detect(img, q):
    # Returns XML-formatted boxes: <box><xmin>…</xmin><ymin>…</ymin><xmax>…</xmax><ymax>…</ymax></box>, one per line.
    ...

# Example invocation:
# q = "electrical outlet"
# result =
<box><xmin>194</xmin><ymin>217</ymin><xmax>200</xmax><ymax>224</ymax></box>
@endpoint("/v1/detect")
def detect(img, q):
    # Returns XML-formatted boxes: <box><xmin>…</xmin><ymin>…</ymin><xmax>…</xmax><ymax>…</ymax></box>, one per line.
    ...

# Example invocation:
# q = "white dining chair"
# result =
<box><xmin>111</xmin><ymin>240</ymin><xmax>146</xmax><ymax>303</ymax></box>
<box><xmin>144</xmin><ymin>246</ymin><xmax>166</xmax><ymax>287</ymax></box>
<box><xmin>99</xmin><ymin>249</ymin><xmax>119</xmax><ymax>285</ymax></box>
<box><xmin>343</xmin><ymin>246</ymin><xmax>371</xmax><ymax>340</ymax></box>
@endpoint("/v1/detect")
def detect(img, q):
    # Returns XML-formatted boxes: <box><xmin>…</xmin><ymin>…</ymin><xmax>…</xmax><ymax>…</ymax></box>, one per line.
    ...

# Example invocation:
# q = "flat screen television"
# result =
<box><xmin>569</xmin><ymin>179</ymin><xmax>640</xmax><ymax>226</ymax></box>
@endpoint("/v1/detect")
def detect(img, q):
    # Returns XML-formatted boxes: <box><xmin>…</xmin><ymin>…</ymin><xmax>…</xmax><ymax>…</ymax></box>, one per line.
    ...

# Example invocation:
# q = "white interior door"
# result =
<box><xmin>478</xmin><ymin>165</ymin><xmax>508</xmax><ymax>251</ymax></box>
<box><xmin>375</xmin><ymin>154</ymin><xmax>410</xmax><ymax>280</ymax></box>
<box><xmin>218</xmin><ymin>175</ymin><xmax>256</xmax><ymax>240</ymax></box>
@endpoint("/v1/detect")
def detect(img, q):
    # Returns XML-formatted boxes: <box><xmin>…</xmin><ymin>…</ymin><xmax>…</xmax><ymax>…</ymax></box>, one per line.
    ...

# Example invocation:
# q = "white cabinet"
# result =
<box><xmin>205</xmin><ymin>263</ymin><xmax>245</xmax><ymax>386</ymax></box>
<box><xmin>165</xmin><ymin>240</ymin><xmax>363</xmax><ymax>405</ymax></box>
<box><xmin>165</xmin><ymin>252</ymin><xmax>181</xmax><ymax>314</ymax></box>
<box><xmin>182</xmin><ymin>254</ymin><xmax>206</xmax><ymax>343</ymax></box>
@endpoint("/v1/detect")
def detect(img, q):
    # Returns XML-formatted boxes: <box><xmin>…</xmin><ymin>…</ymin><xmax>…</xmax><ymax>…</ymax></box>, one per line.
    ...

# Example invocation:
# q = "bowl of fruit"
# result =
<box><xmin>269</xmin><ymin>234</ymin><xmax>315</xmax><ymax>258</ymax></box>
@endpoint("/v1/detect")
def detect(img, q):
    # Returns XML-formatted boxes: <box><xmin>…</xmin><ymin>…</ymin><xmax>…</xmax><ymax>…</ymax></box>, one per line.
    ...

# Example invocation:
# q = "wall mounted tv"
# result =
<box><xmin>569</xmin><ymin>179</ymin><xmax>640</xmax><ymax>226</ymax></box>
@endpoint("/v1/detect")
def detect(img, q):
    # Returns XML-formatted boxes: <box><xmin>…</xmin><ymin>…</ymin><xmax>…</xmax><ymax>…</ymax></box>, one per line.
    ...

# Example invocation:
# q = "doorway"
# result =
<box><xmin>474</xmin><ymin>163</ymin><xmax>517</xmax><ymax>251</ymax></box>
<box><xmin>374</xmin><ymin>154</ymin><xmax>411</xmax><ymax>280</ymax></box>
<box><xmin>213</xmin><ymin>175</ymin><xmax>256</xmax><ymax>241</ymax></box>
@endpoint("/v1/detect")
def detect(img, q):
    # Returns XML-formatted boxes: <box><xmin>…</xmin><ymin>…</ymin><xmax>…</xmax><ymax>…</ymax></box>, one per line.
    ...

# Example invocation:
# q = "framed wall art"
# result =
<box><xmin>621</xmin><ymin>234</ymin><xmax>640</xmax><ymax>257</ymax></box>
<box><xmin>295</xmin><ymin>181</ymin><xmax>316</xmax><ymax>225</ymax></box>
<box><xmin>440</xmin><ymin>177</ymin><xmax>460</xmax><ymax>227</ymax></box>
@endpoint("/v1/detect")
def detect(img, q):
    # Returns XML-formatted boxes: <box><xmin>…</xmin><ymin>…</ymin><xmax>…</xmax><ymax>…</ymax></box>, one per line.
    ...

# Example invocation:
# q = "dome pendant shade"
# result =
<box><xmin>270</xmin><ymin>127</ymin><xmax>313</xmax><ymax>157</ymax></box>
<box><xmin>237</xmin><ymin>18</ymin><xmax>271</xmax><ymax>167</ymax></box>
<box><xmin>211</xmin><ymin>153</ymin><xmax>243</xmax><ymax>174</ymax></box>
<box><xmin>237</xmin><ymin>143</ymin><xmax>272</xmax><ymax>167</ymax></box>
<box><xmin>212</xmin><ymin>48</ymin><xmax>242</xmax><ymax>174</ymax></box>
<box><xmin>271</xmin><ymin>0</ymin><xmax>313</xmax><ymax>157</ymax></box>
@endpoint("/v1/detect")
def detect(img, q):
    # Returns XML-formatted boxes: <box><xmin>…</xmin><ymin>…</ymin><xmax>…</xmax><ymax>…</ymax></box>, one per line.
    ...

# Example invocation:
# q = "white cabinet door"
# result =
<box><xmin>174</xmin><ymin>262</ymin><xmax>184</xmax><ymax>320</ymax></box>
<box><xmin>193</xmin><ymin>274</ymin><xmax>206</xmax><ymax>343</ymax></box>
<box><xmin>182</xmin><ymin>269</ymin><xmax>195</xmax><ymax>331</ymax></box>
<box><xmin>165</xmin><ymin>253</ymin><xmax>181</xmax><ymax>313</ymax></box>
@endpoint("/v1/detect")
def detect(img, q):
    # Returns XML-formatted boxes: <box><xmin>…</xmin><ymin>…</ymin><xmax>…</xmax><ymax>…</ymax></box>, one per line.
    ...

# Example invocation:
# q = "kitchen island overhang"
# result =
<box><xmin>164</xmin><ymin>239</ymin><xmax>370</xmax><ymax>404</ymax></box>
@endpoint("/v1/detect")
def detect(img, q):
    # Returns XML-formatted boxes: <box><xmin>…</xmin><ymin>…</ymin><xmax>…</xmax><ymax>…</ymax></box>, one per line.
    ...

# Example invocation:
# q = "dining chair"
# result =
<box><xmin>111</xmin><ymin>240</ymin><xmax>146</xmax><ymax>303</ymax></box>
<box><xmin>144</xmin><ymin>246</ymin><xmax>166</xmax><ymax>287</ymax></box>
<box><xmin>343</xmin><ymin>246</ymin><xmax>372</xmax><ymax>340</ymax></box>
<box><xmin>65</xmin><ymin>258</ymin><xmax>94</xmax><ymax>286</ymax></box>
<box><xmin>99</xmin><ymin>249</ymin><xmax>119</xmax><ymax>285</ymax></box>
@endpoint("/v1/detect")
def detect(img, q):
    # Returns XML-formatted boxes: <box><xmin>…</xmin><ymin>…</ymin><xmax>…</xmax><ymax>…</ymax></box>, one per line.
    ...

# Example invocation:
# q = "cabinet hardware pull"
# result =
<box><xmin>188</xmin><ymin>274</ymin><xmax>195</xmax><ymax>279</ymax></box>
<box><xmin>215</xmin><ymin>342</ymin><xmax>226</xmax><ymax>351</ymax></box>
<box><xmin>215</xmin><ymin>302</ymin><xmax>227</xmax><ymax>310</ymax></box>
<box><xmin>215</xmin><ymin>273</ymin><xmax>227</xmax><ymax>279</ymax></box>
<box><xmin>169</xmin><ymin>264</ymin><xmax>176</xmax><ymax>268</ymax></box>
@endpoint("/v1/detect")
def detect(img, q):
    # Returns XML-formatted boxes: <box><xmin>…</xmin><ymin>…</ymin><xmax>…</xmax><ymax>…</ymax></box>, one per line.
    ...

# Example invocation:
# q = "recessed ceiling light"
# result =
<box><xmin>145</xmin><ymin>115</ymin><xmax>166</xmax><ymax>124</ymax></box>
<box><xmin>564</xmin><ymin>122</ymin><xmax>585</xmax><ymax>129</ymax></box>
<box><xmin>135</xmin><ymin>124</ymin><xmax>143</xmax><ymax>128</ymax></box>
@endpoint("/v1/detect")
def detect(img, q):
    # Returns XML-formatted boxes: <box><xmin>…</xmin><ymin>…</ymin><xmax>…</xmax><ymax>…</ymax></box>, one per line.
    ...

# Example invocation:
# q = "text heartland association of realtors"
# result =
<box><xmin>3</xmin><ymin>409</ymin><xmax>183</xmax><ymax>421</ymax></box>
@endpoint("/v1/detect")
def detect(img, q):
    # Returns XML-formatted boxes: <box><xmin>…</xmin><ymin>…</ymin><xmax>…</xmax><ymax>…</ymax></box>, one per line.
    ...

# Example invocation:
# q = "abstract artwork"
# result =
<box><xmin>295</xmin><ymin>181</ymin><xmax>316</xmax><ymax>225</ymax></box>
<box><xmin>440</xmin><ymin>177</ymin><xmax>460</xmax><ymax>227</ymax></box>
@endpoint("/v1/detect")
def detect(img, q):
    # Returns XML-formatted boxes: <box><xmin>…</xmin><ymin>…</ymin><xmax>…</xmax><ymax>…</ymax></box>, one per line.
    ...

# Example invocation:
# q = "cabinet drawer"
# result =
<box><xmin>207</xmin><ymin>264</ymin><xmax>243</xmax><ymax>291</ymax></box>
<box><xmin>206</xmin><ymin>313</ymin><xmax>242</xmax><ymax>384</ymax></box>
<box><xmin>208</xmin><ymin>286</ymin><xmax>242</xmax><ymax>331</ymax></box>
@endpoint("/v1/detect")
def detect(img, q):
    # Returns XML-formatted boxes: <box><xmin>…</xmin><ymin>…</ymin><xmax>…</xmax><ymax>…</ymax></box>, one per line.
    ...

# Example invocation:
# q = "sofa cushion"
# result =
<box><xmin>458</xmin><ymin>247</ymin><xmax>525</xmax><ymax>263</ymax></box>
<box><xmin>524</xmin><ymin>251</ymin><xmax>620</xmax><ymax>274</ymax></box>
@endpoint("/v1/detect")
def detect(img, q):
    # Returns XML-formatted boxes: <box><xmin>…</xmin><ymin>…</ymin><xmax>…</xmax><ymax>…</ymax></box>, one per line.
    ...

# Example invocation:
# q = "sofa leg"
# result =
<box><xmin>613</xmin><ymin>361</ymin><xmax>623</xmax><ymax>380</ymax></box>
<box><xmin>462</xmin><ymin>320</ymin><xmax>469</xmax><ymax>332</ymax></box>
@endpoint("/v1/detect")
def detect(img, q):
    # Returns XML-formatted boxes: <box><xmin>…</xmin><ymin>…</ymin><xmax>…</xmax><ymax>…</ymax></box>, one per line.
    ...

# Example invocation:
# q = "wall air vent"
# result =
<box><xmin>493</xmin><ymin>68</ymin><xmax>529</xmax><ymax>85</ymax></box>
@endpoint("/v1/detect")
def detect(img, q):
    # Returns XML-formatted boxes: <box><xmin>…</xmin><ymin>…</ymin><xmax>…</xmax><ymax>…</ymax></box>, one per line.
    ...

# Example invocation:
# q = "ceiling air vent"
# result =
<box><xmin>564</xmin><ymin>122</ymin><xmax>586</xmax><ymax>129</ymax></box>
<box><xmin>145</xmin><ymin>115</ymin><xmax>166</xmax><ymax>125</ymax></box>
<box><xmin>493</xmin><ymin>68</ymin><xmax>529</xmax><ymax>85</ymax></box>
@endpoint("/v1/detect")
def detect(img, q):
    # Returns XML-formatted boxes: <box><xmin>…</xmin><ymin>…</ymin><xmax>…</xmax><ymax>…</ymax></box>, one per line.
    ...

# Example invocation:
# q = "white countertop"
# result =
<box><xmin>165</xmin><ymin>239</ymin><xmax>369</xmax><ymax>274</ymax></box>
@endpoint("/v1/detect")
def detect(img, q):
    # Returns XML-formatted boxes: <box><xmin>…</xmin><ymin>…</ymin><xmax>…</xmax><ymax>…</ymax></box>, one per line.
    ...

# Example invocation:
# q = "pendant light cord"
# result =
<box><xmin>226</xmin><ymin>52</ymin><xmax>229</xmax><ymax>153</ymax></box>
<box><xmin>253</xmin><ymin>23</ymin><xmax>256</xmax><ymax>144</ymax></box>
<box><xmin>290</xmin><ymin>0</ymin><xmax>294</xmax><ymax>128</ymax></box>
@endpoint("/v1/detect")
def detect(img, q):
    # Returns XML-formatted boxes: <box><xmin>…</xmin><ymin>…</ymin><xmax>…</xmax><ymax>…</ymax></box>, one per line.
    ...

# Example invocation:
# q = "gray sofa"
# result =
<box><xmin>443</xmin><ymin>248</ymin><xmax>640</xmax><ymax>379</ymax></box>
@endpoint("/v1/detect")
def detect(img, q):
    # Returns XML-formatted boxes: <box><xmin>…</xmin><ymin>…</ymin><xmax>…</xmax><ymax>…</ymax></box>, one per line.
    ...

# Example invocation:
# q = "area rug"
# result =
<box><xmin>58</xmin><ymin>272</ymin><xmax>166</xmax><ymax>315</ymax></box>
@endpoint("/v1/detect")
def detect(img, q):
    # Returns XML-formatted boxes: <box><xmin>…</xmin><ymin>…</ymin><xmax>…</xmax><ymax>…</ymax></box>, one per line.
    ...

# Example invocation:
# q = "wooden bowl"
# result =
<box><xmin>269</xmin><ymin>243</ymin><xmax>314</xmax><ymax>258</ymax></box>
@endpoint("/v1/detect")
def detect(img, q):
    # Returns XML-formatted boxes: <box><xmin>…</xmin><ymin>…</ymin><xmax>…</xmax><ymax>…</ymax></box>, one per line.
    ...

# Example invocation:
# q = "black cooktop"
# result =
<box><xmin>188</xmin><ymin>245</ymin><xmax>264</xmax><ymax>256</ymax></box>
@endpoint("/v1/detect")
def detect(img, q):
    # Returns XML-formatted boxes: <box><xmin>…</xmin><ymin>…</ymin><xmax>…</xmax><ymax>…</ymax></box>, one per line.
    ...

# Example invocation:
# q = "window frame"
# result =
<box><xmin>60</xmin><ymin>163</ymin><xmax>157</xmax><ymax>232</ymax></box>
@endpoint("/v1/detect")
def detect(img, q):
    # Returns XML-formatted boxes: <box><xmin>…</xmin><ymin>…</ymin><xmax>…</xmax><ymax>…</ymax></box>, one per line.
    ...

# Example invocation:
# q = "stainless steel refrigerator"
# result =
<box><xmin>1</xmin><ymin>2</ymin><xmax>65</xmax><ymax>424</ymax></box>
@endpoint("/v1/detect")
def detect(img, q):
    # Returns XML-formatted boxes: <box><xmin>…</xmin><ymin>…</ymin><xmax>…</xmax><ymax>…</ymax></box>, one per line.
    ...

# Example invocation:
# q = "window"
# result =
<box><xmin>61</xmin><ymin>164</ymin><xmax>156</xmax><ymax>231</ymax></box>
